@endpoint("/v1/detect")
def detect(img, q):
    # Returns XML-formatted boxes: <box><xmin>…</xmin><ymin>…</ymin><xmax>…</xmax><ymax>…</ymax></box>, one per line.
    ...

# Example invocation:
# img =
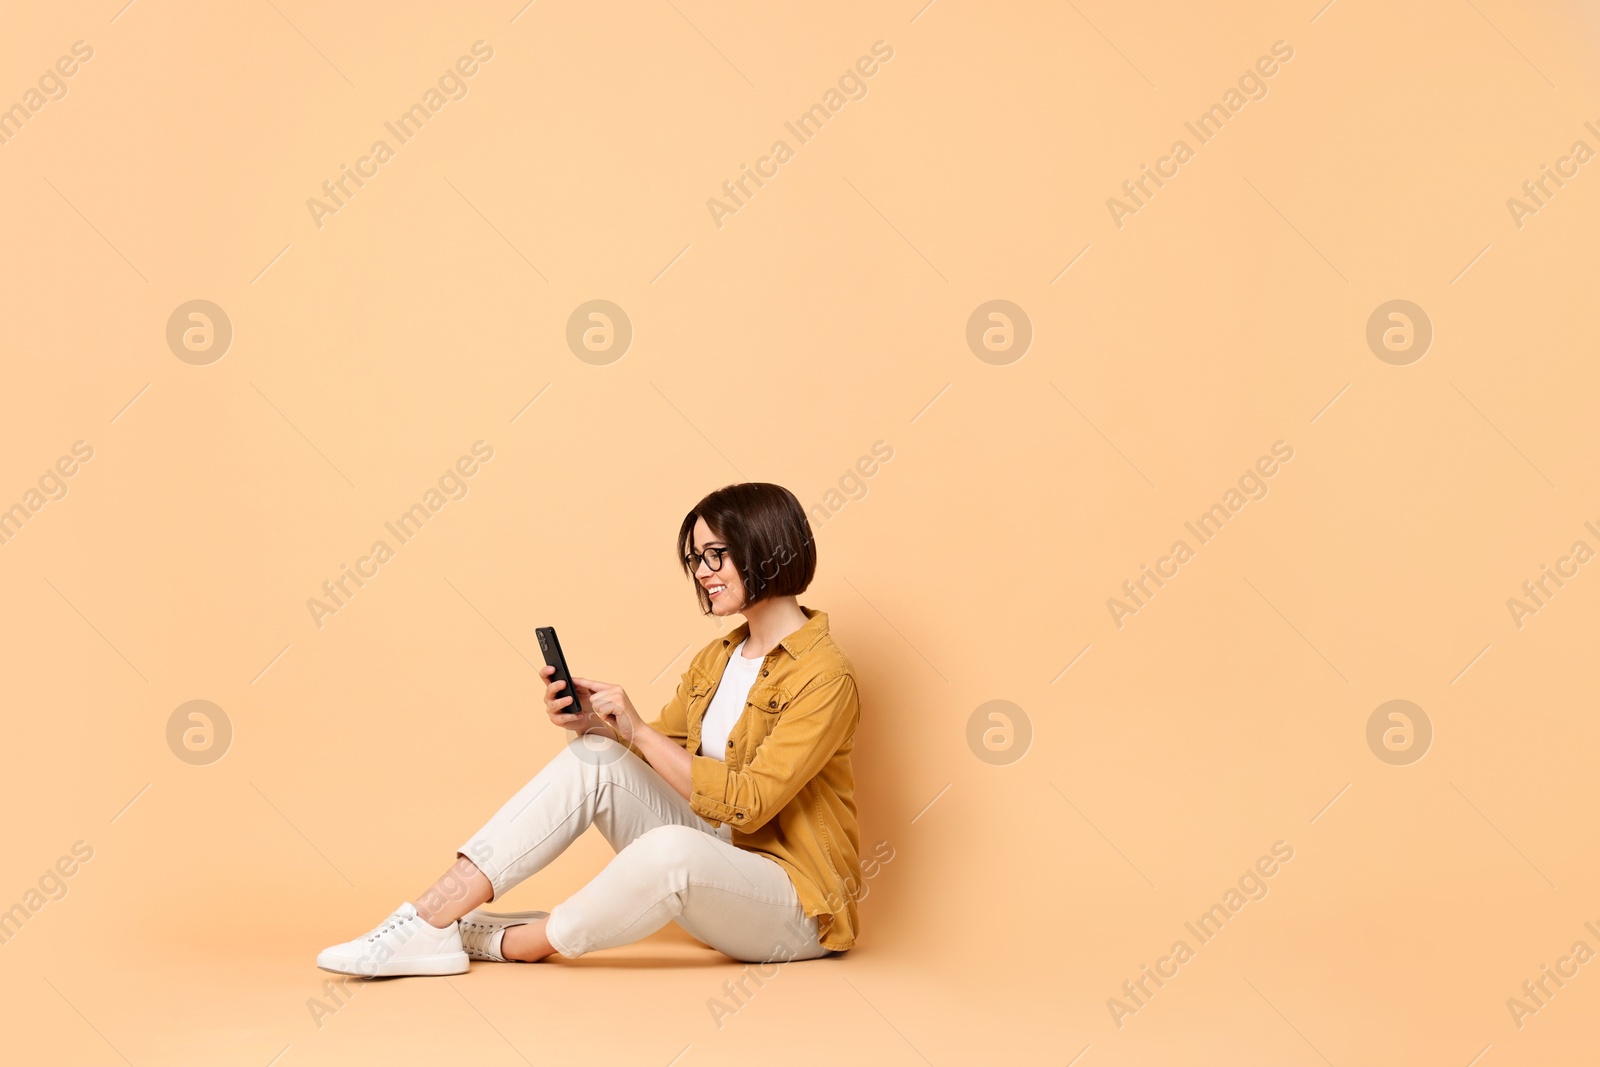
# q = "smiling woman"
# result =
<box><xmin>315</xmin><ymin>481</ymin><xmax>866</xmax><ymax>976</ymax></box>
<box><xmin>676</xmin><ymin>482</ymin><xmax>818</xmax><ymax>616</ymax></box>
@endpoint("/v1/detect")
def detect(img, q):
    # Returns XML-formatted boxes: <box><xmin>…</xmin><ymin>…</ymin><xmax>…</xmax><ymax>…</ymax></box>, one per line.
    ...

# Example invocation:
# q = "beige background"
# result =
<box><xmin>2</xmin><ymin>0</ymin><xmax>1598</xmax><ymax>1063</ymax></box>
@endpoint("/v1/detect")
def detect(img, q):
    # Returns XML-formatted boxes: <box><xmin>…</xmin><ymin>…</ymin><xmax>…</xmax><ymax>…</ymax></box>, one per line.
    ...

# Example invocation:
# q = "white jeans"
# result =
<box><xmin>458</xmin><ymin>734</ymin><xmax>831</xmax><ymax>963</ymax></box>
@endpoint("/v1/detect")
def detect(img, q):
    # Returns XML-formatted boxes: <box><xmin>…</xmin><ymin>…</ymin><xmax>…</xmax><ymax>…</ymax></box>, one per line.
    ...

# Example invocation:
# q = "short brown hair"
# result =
<box><xmin>678</xmin><ymin>482</ymin><xmax>816</xmax><ymax>614</ymax></box>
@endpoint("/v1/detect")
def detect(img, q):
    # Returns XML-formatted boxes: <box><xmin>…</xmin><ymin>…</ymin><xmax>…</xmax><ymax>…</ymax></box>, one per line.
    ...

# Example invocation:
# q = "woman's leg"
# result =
<box><xmin>539</xmin><ymin>822</ymin><xmax>833</xmax><ymax>964</ymax></box>
<box><xmin>413</xmin><ymin>853</ymin><xmax>494</xmax><ymax>928</ymax></box>
<box><xmin>455</xmin><ymin>734</ymin><xmax>829</xmax><ymax>964</ymax></box>
<box><xmin>318</xmin><ymin>732</ymin><xmax>710</xmax><ymax>976</ymax></box>
<box><xmin>453</xmin><ymin>733</ymin><xmax>717</xmax><ymax>900</ymax></box>
<box><xmin>455</xmin><ymin>733</ymin><xmax>731</xmax><ymax>961</ymax></box>
<box><xmin>410</xmin><ymin>733</ymin><xmax>712</xmax><ymax>931</ymax></box>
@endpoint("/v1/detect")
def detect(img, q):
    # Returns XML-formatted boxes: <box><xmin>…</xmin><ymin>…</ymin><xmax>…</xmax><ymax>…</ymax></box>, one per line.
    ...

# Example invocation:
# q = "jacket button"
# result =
<box><xmin>726</xmin><ymin>740</ymin><xmax>733</xmax><ymax>748</ymax></box>
<box><xmin>734</xmin><ymin>813</ymin><xmax>743</xmax><ymax>820</ymax></box>
<box><xmin>761</xmin><ymin>669</ymin><xmax>768</xmax><ymax>677</ymax></box>
<box><xmin>768</xmin><ymin>699</ymin><xmax>777</xmax><ymax>708</ymax></box>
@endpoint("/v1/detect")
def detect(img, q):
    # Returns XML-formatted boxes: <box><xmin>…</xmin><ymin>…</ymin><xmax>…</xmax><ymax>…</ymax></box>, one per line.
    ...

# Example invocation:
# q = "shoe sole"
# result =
<box><xmin>317</xmin><ymin>951</ymin><xmax>469</xmax><ymax>977</ymax></box>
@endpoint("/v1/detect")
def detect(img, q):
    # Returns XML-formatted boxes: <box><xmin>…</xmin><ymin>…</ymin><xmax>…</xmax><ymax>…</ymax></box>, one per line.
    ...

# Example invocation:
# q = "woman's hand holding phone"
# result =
<box><xmin>539</xmin><ymin>666</ymin><xmax>643</xmax><ymax>747</ymax></box>
<box><xmin>541</xmin><ymin>665</ymin><xmax>605</xmax><ymax>732</ymax></box>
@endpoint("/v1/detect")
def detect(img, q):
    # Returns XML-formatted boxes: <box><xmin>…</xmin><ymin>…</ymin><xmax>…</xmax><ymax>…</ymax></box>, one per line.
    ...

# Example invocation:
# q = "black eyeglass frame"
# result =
<box><xmin>684</xmin><ymin>545</ymin><xmax>731</xmax><ymax>573</ymax></box>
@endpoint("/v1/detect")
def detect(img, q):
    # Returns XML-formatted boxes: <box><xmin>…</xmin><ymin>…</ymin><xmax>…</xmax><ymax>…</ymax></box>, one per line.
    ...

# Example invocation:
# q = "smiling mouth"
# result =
<box><xmin>706</xmin><ymin>583</ymin><xmax>727</xmax><ymax>599</ymax></box>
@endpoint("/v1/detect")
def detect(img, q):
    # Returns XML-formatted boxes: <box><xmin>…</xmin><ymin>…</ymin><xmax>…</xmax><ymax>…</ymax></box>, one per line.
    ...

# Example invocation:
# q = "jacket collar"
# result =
<box><xmin>720</xmin><ymin>605</ymin><xmax>828</xmax><ymax>660</ymax></box>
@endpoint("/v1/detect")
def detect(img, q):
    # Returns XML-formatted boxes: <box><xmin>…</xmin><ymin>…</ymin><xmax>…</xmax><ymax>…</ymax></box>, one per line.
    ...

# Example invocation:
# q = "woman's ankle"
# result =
<box><xmin>501</xmin><ymin>918</ymin><xmax>556</xmax><ymax>962</ymax></box>
<box><xmin>415</xmin><ymin>854</ymin><xmax>493</xmax><ymax>928</ymax></box>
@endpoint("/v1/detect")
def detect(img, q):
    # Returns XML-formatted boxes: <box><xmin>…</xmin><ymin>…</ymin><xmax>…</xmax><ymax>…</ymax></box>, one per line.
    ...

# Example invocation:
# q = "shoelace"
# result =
<box><xmin>364</xmin><ymin>910</ymin><xmax>414</xmax><ymax>943</ymax></box>
<box><xmin>458</xmin><ymin>918</ymin><xmax>497</xmax><ymax>959</ymax></box>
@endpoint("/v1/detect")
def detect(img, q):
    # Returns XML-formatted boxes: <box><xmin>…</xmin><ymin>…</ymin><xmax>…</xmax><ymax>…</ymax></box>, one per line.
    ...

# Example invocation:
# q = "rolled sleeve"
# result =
<box><xmin>688</xmin><ymin>755</ymin><xmax>738</xmax><ymax>823</ymax></box>
<box><xmin>688</xmin><ymin>672</ymin><xmax>858</xmax><ymax>832</ymax></box>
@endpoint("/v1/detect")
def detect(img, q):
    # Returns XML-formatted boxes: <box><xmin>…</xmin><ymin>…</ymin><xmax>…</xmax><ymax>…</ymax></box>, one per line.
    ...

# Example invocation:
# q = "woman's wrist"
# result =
<box><xmin>630</xmin><ymin>720</ymin><xmax>694</xmax><ymax>801</ymax></box>
<box><xmin>619</xmin><ymin>714</ymin><xmax>656</xmax><ymax>752</ymax></box>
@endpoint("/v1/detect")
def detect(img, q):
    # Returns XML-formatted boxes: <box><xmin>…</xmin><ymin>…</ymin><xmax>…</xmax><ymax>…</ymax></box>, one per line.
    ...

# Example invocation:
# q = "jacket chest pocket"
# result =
<box><xmin>684</xmin><ymin>673</ymin><xmax>716</xmax><ymax>734</ymax></box>
<box><xmin>738</xmin><ymin>681</ymin><xmax>793</xmax><ymax>748</ymax></box>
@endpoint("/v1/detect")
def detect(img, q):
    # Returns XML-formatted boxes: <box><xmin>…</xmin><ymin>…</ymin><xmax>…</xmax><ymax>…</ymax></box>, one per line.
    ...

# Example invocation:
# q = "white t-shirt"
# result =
<box><xmin>698</xmin><ymin>638</ymin><xmax>764</xmax><ymax>759</ymax></box>
<box><xmin>697</xmin><ymin>639</ymin><xmax>764</xmax><ymax>841</ymax></box>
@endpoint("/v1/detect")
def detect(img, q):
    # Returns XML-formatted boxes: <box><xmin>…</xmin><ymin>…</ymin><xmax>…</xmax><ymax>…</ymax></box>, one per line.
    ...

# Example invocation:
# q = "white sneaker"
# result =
<box><xmin>458</xmin><ymin>909</ymin><xmax>550</xmax><ymax>962</ymax></box>
<box><xmin>316</xmin><ymin>902</ymin><xmax>469</xmax><ymax>977</ymax></box>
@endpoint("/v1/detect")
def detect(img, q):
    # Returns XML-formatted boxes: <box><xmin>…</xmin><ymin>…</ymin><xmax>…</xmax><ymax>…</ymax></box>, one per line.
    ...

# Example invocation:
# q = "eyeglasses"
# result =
<box><xmin>684</xmin><ymin>546</ymin><xmax>730</xmax><ymax>573</ymax></box>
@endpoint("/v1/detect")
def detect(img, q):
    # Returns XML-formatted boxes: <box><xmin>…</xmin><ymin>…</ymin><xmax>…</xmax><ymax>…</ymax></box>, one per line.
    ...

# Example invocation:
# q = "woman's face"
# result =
<box><xmin>691</xmin><ymin>516</ymin><xmax>747</xmax><ymax>615</ymax></box>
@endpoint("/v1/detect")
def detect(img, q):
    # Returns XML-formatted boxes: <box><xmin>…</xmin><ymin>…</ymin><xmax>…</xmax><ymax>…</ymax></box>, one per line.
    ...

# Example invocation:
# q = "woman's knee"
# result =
<box><xmin>613</xmin><ymin>824</ymin><xmax>702</xmax><ymax>883</ymax></box>
<box><xmin>564</xmin><ymin>732</ymin><xmax>631</xmax><ymax>769</ymax></box>
<box><xmin>629</xmin><ymin>824</ymin><xmax>704</xmax><ymax>859</ymax></box>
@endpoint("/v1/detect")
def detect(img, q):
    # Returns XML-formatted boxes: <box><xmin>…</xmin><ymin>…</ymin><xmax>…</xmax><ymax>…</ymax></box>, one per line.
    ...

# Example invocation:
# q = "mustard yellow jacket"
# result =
<box><xmin>623</xmin><ymin>606</ymin><xmax>863</xmax><ymax>951</ymax></box>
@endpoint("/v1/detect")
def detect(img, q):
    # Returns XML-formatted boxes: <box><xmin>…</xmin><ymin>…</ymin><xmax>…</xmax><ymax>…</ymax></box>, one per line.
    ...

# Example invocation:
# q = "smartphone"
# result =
<box><xmin>535</xmin><ymin>626</ymin><xmax>580</xmax><ymax>717</ymax></box>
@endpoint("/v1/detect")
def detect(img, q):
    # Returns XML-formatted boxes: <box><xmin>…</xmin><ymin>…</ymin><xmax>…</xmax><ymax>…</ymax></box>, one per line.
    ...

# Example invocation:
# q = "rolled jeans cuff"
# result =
<box><xmin>543</xmin><ymin>903</ymin><xmax>582</xmax><ymax>958</ymax></box>
<box><xmin>456</xmin><ymin>841</ymin><xmax>510</xmax><ymax>902</ymax></box>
